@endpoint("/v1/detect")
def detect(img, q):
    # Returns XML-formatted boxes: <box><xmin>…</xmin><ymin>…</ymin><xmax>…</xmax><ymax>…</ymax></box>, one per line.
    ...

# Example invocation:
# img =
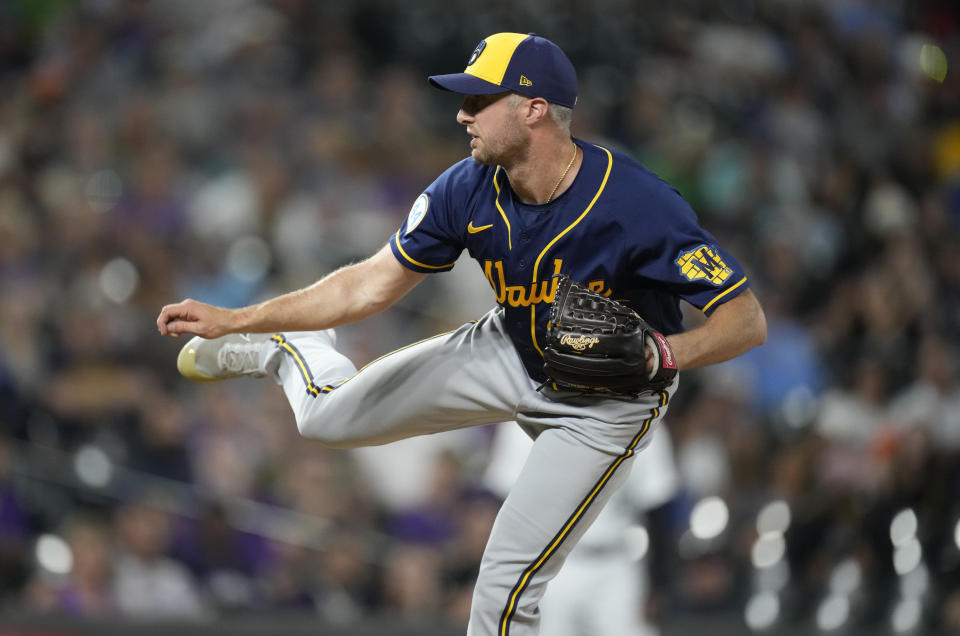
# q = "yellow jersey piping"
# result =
<box><xmin>702</xmin><ymin>276</ymin><xmax>747</xmax><ymax>313</ymax></box>
<box><xmin>492</xmin><ymin>167</ymin><xmax>513</xmax><ymax>250</ymax></box>
<box><xmin>529</xmin><ymin>145</ymin><xmax>613</xmax><ymax>356</ymax></box>
<box><xmin>393</xmin><ymin>230</ymin><xmax>456</xmax><ymax>270</ymax></box>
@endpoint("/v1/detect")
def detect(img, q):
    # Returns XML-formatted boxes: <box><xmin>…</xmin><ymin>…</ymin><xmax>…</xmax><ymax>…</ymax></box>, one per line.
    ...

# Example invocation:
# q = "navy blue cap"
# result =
<box><xmin>428</xmin><ymin>33</ymin><xmax>578</xmax><ymax>108</ymax></box>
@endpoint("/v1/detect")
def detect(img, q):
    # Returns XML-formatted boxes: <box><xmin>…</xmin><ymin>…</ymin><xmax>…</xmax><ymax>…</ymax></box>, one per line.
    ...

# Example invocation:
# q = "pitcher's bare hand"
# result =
<box><xmin>157</xmin><ymin>299</ymin><xmax>235</xmax><ymax>339</ymax></box>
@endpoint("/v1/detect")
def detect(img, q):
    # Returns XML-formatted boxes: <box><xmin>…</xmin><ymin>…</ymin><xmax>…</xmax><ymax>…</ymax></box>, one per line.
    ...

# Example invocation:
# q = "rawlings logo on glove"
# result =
<box><xmin>559</xmin><ymin>334</ymin><xmax>600</xmax><ymax>351</ymax></box>
<box><xmin>542</xmin><ymin>275</ymin><xmax>678</xmax><ymax>396</ymax></box>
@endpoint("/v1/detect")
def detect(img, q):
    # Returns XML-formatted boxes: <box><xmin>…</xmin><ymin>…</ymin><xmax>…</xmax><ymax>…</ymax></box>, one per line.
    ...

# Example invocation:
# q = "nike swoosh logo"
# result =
<box><xmin>467</xmin><ymin>222</ymin><xmax>494</xmax><ymax>234</ymax></box>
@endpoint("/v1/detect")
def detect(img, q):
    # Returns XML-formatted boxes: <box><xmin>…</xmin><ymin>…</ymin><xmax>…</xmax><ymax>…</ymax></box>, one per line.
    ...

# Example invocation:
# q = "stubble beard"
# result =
<box><xmin>471</xmin><ymin>125</ymin><xmax>529</xmax><ymax>169</ymax></box>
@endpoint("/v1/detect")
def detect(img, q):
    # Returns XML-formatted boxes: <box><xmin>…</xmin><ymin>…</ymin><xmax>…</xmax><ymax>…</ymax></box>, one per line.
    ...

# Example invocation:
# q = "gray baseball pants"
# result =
<box><xmin>264</xmin><ymin>307</ymin><xmax>676</xmax><ymax>636</ymax></box>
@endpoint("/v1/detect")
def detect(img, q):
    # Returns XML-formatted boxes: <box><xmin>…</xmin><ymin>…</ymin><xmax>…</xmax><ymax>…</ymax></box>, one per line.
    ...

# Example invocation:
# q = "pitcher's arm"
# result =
<box><xmin>157</xmin><ymin>245</ymin><xmax>427</xmax><ymax>338</ymax></box>
<box><xmin>666</xmin><ymin>288</ymin><xmax>766</xmax><ymax>370</ymax></box>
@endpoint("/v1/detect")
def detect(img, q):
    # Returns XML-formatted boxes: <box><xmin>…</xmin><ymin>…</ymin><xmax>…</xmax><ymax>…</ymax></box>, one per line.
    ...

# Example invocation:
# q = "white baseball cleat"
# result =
<box><xmin>177</xmin><ymin>333</ymin><xmax>270</xmax><ymax>382</ymax></box>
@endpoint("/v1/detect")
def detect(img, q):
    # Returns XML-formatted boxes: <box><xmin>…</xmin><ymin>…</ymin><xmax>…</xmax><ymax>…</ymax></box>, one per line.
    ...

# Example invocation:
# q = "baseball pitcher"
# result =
<box><xmin>157</xmin><ymin>33</ymin><xmax>766</xmax><ymax>636</ymax></box>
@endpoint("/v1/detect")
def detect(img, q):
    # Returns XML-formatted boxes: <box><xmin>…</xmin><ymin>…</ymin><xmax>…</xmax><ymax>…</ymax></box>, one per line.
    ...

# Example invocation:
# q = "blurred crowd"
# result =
<box><xmin>0</xmin><ymin>0</ymin><xmax>959</xmax><ymax>633</ymax></box>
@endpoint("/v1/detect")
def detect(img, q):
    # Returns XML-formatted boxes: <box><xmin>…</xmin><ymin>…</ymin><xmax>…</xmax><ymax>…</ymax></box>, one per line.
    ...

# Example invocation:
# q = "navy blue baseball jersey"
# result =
<box><xmin>389</xmin><ymin>139</ymin><xmax>749</xmax><ymax>381</ymax></box>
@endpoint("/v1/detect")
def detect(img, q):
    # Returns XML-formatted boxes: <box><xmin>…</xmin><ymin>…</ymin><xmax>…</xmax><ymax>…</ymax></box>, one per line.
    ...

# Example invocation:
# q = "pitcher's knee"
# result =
<box><xmin>296</xmin><ymin>426</ymin><xmax>356</xmax><ymax>449</ymax></box>
<box><xmin>290</xmin><ymin>403</ymin><xmax>352</xmax><ymax>448</ymax></box>
<box><xmin>293</xmin><ymin>401</ymin><xmax>384</xmax><ymax>449</ymax></box>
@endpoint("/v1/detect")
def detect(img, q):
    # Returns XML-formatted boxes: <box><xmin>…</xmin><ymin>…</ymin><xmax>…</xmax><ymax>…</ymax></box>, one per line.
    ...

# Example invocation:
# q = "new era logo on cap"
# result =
<box><xmin>428</xmin><ymin>33</ymin><xmax>578</xmax><ymax>108</ymax></box>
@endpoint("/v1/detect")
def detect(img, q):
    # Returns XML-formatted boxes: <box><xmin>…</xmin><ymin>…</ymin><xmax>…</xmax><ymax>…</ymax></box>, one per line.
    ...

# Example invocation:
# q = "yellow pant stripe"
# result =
<box><xmin>270</xmin><ymin>334</ymin><xmax>336</xmax><ymax>396</ymax></box>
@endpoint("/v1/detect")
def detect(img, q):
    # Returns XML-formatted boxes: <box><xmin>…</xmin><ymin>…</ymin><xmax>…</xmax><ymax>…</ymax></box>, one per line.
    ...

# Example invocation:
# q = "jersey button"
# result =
<box><xmin>519</xmin><ymin>260</ymin><xmax>526</xmax><ymax>268</ymax></box>
<box><xmin>520</xmin><ymin>232</ymin><xmax>529</xmax><ymax>242</ymax></box>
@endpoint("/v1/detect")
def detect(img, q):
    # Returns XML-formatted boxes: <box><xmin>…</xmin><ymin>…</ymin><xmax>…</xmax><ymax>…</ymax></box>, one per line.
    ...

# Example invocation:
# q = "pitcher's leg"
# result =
<box><xmin>269</xmin><ymin>312</ymin><xmax>532</xmax><ymax>448</ymax></box>
<box><xmin>468</xmin><ymin>385</ymin><xmax>674</xmax><ymax>636</ymax></box>
<box><xmin>266</xmin><ymin>330</ymin><xmax>356</xmax><ymax>422</ymax></box>
<box><xmin>171</xmin><ymin>329</ymin><xmax>355</xmax><ymax>431</ymax></box>
<box><xmin>467</xmin><ymin>425</ymin><xmax>640</xmax><ymax>636</ymax></box>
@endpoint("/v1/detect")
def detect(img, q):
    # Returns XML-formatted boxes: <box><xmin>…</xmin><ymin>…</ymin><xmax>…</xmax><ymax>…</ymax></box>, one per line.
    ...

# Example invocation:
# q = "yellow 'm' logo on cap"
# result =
<box><xmin>464</xmin><ymin>32</ymin><xmax>529</xmax><ymax>87</ymax></box>
<box><xmin>519</xmin><ymin>75</ymin><xmax>533</xmax><ymax>86</ymax></box>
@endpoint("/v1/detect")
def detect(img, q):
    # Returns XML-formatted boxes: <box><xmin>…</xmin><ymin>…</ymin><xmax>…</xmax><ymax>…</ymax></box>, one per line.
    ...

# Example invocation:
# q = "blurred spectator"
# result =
<box><xmin>20</xmin><ymin>514</ymin><xmax>116</xmax><ymax>616</ymax></box>
<box><xmin>127</xmin><ymin>389</ymin><xmax>193</xmax><ymax>483</ymax></box>
<box><xmin>441</xmin><ymin>492</ymin><xmax>501</xmax><ymax>626</ymax></box>
<box><xmin>0</xmin><ymin>435</ymin><xmax>32</xmax><ymax>600</ymax></box>
<box><xmin>314</xmin><ymin>529</ymin><xmax>377</xmax><ymax>623</ymax></box>
<box><xmin>56</xmin><ymin>515</ymin><xmax>116</xmax><ymax>615</ymax></box>
<box><xmin>815</xmin><ymin>356</ymin><xmax>894</xmax><ymax>495</ymax></box>
<box><xmin>111</xmin><ymin>498</ymin><xmax>206</xmax><ymax>617</ymax></box>
<box><xmin>170</xmin><ymin>500</ymin><xmax>274</xmax><ymax>611</ymax></box>
<box><xmin>350</xmin><ymin>429</ymin><xmax>483</xmax><ymax>515</ymax></box>
<box><xmin>384</xmin><ymin>449</ymin><xmax>465</xmax><ymax>545</ymax></box>
<box><xmin>381</xmin><ymin>543</ymin><xmax>443</xmax><ymax>620</ymax></box>
<box><xmin>891</xmin><ymin>333</ymin><xmax>960</xmax><ymax>449</ymax></box>
<box><xmin>719</xmin><ymin>290</ymin><xmax>826</xmax><ymax>422</ymax></box>
<box><xmin>259</xmin><ymin>539</ymin><xmax>321</xmax><ymax>611</ymax></box>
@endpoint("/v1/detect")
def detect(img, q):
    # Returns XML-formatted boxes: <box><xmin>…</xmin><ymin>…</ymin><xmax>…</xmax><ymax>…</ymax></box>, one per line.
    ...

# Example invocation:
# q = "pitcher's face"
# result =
<box><xmin>457</xmin><ymin>93</ymin><xmax>530</xmax><ymax>167</ymax></box>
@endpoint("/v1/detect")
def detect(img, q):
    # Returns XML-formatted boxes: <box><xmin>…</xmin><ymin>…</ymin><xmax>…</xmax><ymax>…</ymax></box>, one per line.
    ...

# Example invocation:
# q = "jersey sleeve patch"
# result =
<box><xmin>675</xmin><ymin>244</ymin><xmax>733</xmax><ymax>286</ymax></box>
<box><xmin>404</xmin><ymin>194</ymin><xmax>429</xmax><ymax>235</ymax></box>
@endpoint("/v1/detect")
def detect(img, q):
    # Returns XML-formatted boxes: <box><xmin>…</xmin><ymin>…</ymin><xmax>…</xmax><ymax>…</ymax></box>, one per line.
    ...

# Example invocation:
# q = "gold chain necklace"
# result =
<box><xmin>546</xmin><ymin>144</ymin><xmax>578</xmax><ymax>203</ymax></box>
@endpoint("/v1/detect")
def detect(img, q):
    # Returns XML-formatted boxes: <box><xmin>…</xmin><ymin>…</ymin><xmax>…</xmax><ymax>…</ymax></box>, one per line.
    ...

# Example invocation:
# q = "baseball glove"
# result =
<box><xmin>542</xmin><ymin>275</ymin><xmax>678</xmax><ymax>396</ymax></box>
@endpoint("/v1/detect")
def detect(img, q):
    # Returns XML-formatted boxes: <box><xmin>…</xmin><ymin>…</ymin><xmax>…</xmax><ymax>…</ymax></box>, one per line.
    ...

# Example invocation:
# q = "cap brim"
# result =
<box><xmin>428</xmin><ymin>73</ymin><xmax>506</xmax><ymax>95</ymax></box>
